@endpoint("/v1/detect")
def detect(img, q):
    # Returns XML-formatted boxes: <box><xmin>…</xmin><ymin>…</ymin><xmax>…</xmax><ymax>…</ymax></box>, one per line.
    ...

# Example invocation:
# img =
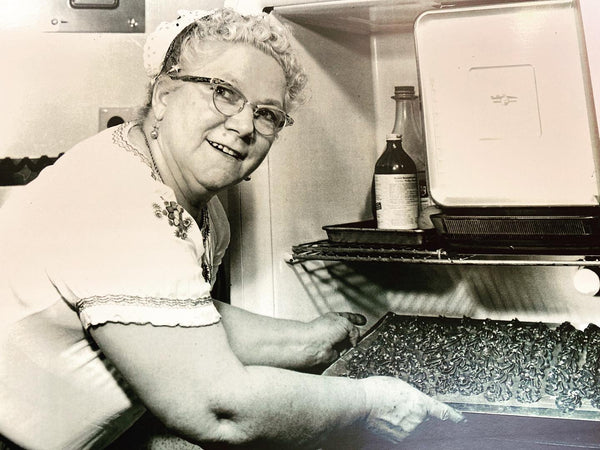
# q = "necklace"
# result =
<box><xmin>137</xmin><ymin>124</ymin><xmax>212</xmax><ymax>283</ymax></box>
<box><xmin>140</xmin><ymin>125</ymin><xmax>164</xmax><ymax>183</ymax></box>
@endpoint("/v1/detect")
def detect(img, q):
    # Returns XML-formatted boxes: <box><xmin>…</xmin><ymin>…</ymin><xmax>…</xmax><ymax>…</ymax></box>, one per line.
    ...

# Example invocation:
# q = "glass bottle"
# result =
<box><xmin>373</xmin><ymin>133</ymin><xmax>419</xmax><ymax>230</ymax></box>
<box><xmin>390</xmin><ymin>86</ymin><xmax>432</xmax><ymax>212</ymax></box>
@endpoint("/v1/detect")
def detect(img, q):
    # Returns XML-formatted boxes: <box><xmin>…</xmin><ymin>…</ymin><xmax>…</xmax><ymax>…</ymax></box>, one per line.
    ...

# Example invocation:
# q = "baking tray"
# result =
<box><xmin>323</xmin><ymin>312</ymin><xmax>600</xmax><ymax>421</ymax></box>
<box><xmin>323</xmin><ymin>220</ymin><xmax>439</xmax><ymax>248</ymax></box>
<box><xmin>414</xmin><ymin>0</ymin><xmax>600</xmax><ymax>207</ymax></box>
<box><xmin>430</xmin><ymin>211</ymin><xmax>600</xmax><ymax>254</ymax></box>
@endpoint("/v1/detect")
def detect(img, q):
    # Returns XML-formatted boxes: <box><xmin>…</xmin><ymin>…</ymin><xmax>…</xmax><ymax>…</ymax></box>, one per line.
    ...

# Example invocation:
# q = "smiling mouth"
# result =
<box><xmin>207</xmin><ymin>140</ymin><xmax>245</xmax><ymax>160</ymax></box>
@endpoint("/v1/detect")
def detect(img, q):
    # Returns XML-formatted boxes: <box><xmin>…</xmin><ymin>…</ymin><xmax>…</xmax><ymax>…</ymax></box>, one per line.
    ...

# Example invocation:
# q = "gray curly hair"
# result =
<box><xmin>141</xmin><ymin>8</ymin><xmax>308</xmax><ymax>118</ymax></box>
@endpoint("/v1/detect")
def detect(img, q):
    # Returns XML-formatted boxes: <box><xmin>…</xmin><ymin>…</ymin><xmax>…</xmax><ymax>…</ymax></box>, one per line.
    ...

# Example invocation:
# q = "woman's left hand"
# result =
<box><xmin>304</xmin><ymin>312</ymin><xmax>367</xmax><ymax>366</ymax></box>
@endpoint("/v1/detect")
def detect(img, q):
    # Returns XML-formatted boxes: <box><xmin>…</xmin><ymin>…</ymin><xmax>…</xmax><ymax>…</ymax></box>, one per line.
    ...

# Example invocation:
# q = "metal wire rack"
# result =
<box><xmin>290</xmin><ymin>240</ymin><xmax>600</xmax><ymax>267</ymax></box>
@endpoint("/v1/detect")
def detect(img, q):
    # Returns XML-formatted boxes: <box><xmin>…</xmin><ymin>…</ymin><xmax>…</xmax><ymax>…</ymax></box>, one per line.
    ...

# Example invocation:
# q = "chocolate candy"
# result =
<box><xmin>340</xmin><ymin>314</ymin><xmax>600</xmax><ymax>415</ymax></box>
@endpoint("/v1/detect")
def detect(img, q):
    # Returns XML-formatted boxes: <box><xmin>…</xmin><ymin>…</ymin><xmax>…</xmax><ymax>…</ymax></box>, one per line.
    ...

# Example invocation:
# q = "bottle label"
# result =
<box><xmin>374</xmin><ymin>174</ymin><xmax>418</xmax><ymax>229</ymax></box>
<box><xmin>417</xmin><ymin>171</ymin><xmax>433</xmax><ymax>211</ymax></box>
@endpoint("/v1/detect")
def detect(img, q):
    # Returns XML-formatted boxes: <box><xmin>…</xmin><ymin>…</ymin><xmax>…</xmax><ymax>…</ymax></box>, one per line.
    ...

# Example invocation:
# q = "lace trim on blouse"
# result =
<box><xmin>77</xmin><ymin>295</ymin><xmax>220</xmax><ymax>329</ymax></box>
<box><xmin>112</xmin><ymin>122</ymin><xmax>159</xmax><ymax>181</ymax></box>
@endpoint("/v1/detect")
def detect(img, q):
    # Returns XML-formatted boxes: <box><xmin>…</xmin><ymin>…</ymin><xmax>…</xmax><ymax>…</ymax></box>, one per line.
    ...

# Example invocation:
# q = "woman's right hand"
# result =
<box><xmin>360</xmin><ymin>376</ymin><xmax>464</xmax><ymax>443</ymax></box>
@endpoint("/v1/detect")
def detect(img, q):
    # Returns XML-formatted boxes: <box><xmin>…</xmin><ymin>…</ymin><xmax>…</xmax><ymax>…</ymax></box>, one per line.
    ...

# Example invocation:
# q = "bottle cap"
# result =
<box><xmin>395</xmin><ymin>86</ymin><xmax>415</xmax><ymax>95</ymax></box>
<box><xmin>386</xmin><ymin>133</ymin><xmax>402</xmax><ymax>140</ymax></box>
<box><xmin>393</xmin><ymin>86</ymin><xmax>416</xmax><ymax>99</ymax></box>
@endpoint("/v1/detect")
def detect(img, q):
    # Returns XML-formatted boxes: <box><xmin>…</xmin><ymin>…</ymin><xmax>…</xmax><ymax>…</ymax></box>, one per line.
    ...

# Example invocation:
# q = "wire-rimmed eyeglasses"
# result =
<box><xmin>169</xmin><ymin>75</ymin><xmax>293</xmax><ymax>136</ymax></box>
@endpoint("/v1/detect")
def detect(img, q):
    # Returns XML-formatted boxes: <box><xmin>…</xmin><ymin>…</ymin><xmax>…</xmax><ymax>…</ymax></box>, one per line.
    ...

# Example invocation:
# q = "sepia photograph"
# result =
<box><xmin>1</xmin><ymin>0</ymin><xmax>599</xmax><ymax>448</ymax></box>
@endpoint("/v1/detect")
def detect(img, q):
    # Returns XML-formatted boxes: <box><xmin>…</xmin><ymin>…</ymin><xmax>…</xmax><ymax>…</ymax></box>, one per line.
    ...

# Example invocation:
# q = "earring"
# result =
<box><xmin>244</xmin><ymin>176</ymin><xmax>251</xmax><ymax>181</ymax></box>
<box><xmin>150</xmin><ymin>122</ymin><xmax>159</xmax><ymax>140</ymax></box>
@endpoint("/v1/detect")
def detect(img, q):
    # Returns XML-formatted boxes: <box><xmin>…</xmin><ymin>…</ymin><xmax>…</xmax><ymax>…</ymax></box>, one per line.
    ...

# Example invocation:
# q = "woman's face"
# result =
<box><xmin>155</xmin><ymin>40</ymin><xmax>287</xmax><ymax>201</ymax></box>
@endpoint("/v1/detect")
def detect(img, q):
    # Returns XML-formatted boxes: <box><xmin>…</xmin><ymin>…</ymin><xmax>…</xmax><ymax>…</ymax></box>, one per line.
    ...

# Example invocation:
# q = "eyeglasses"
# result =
<box><xmin>168</xmin><ymin>75</ymin><xmax>293</xmax><ymax>136</ymax></box>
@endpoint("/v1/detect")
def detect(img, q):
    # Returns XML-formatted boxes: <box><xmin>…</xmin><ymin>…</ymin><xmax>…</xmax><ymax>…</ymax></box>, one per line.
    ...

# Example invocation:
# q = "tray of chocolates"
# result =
<box><xmin>323</xmin><ymin>313</ymin><xmax>600</xmax><ymax>420</ymax></box>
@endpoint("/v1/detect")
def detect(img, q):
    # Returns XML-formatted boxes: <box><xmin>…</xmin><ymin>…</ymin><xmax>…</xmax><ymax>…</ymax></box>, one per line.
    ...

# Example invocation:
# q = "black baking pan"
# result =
<box><xmin>323</xmin><ymin>220</ymin><xmax>439</xmax><ymax>248</ymax></box>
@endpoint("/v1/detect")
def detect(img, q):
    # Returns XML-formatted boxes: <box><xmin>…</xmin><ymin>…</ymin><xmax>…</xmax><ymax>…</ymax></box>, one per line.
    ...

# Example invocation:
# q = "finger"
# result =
<box><xmin>365</xmin><ymin>420</ymin><xmax>409</xmax><ymax>444</ymax></box>
<box><xmin>348</xmin><ymin>325</ymin><xmax>360</xmax><ymax>347</ymax></box>
<box><xmin>426</xmin><ymin>399</ymin><xmax>465</xmax><ymax>423</ymax></box>
<box><xmin>336</xmin><ymin>312</ymin><xmax>367</xmax><ymax>326</ymax></box>
<box><xmin>334</xmin><ymin>313</ymin><xmax>362</xmax><ymax>346</ymax></box>
<box><xmin>324</xmin><ymin>348</ymin><xmax>340</xmax><ymax>364</ymax></box>
<box><xmin>398</xmin><ymin>414</ymin><xmax>423</xmax><ymax>434</ymax></box>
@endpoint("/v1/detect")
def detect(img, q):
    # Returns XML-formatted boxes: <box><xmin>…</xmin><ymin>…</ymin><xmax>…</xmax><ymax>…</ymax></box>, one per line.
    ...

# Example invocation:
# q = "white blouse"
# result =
<box><xmin>0</xmin><ymin>122</ymin><xmax>230</xmax><ymax>449</ymax></box>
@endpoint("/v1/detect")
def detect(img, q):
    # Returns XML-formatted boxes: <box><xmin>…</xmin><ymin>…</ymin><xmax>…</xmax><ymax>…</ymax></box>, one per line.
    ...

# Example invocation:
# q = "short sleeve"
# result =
<box><xmin>38</xmin><ymin>127</ymin><xmax>221</xmax><ymax>329</ymax></box>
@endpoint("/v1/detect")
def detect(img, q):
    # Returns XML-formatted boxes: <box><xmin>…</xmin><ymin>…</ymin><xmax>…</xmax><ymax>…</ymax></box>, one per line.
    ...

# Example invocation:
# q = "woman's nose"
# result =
<box><xmin>224</xmin><ymin>103</ymin><xmax>255</xmax><ymax>137</ymax></box>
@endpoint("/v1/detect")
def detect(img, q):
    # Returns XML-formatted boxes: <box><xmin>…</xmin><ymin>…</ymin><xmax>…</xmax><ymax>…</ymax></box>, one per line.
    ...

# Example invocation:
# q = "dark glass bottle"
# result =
<box><xmin>373</xmin><ymin>133</ymin><xmax>419</xmax><ymax>230</ymax></box>
<box><xmin>391</xmin><ymin>86</ymin><xmax>431</xmax><ymax>212</ymax></box>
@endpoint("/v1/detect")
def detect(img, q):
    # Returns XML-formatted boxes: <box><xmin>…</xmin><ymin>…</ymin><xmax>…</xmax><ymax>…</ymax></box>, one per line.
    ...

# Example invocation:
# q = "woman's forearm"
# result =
<box><xmin>213</xmin><ymin>300</ymin><xmax>322</xmax><ymax>369</ymax></box>
<box><xmin>183</xmin><ymin>365</ymin><xmax>368</xmax><ymax>449</ymax></box>
<box><xmin>92</xmin><ymin>320</ymin><xmax>462</xmax><ymax>450</ymax></box>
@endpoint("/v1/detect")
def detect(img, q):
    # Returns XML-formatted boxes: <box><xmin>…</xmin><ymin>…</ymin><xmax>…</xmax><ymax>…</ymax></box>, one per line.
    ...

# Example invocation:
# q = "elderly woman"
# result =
<box><xmin>0</xmin><ymin>8</ymin><xmax>462</xmax><ymax>450</ymax></box>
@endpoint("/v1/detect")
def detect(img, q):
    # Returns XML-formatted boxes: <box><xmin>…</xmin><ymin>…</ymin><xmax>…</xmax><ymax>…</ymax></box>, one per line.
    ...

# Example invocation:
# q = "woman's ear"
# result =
<box><xmin>150</xmin><ymin>77</ymin><xmax>172</xmax><ymax>121</ymax></box>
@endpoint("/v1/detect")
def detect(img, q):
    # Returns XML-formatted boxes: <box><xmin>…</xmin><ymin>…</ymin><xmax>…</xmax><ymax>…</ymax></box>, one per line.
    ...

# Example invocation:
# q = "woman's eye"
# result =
<box><xmin>255</xmin><ymin>108</ymin><xmax>280</xmax><ymax>125</ymax></box>
<box><xmin>215</xmin><ymin>85</ymin><xmax>239</xmax><ymax>104</ymax></box>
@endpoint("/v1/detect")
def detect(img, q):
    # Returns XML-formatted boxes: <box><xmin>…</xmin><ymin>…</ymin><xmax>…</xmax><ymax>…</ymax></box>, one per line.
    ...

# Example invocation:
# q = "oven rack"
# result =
<box><xmin>290</xmin><ymin>240</ymin><xmax>600</xmax><ymax>267</ymax></box>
